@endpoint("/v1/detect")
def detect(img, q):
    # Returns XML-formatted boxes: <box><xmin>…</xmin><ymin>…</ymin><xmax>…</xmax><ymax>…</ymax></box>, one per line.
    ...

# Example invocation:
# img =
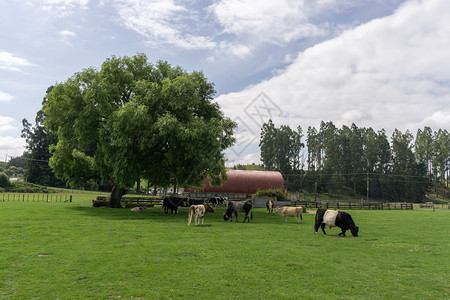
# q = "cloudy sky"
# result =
<box><xmin>1</xmin><ymin>0</ymin><xmax>449</xmax><ymax>166</ymax></box>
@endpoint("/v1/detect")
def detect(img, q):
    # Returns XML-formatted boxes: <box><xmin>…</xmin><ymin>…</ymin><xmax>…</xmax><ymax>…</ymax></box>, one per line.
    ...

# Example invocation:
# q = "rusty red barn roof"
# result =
<box><xmin>196</xmin><ymin>170</ymin><xmax>285</xmax><ymax>194</ymax></box>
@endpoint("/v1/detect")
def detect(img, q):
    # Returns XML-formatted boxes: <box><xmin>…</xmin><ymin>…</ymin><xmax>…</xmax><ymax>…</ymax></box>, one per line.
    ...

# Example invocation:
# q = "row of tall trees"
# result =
<box><xmin>260</xmin><ymin>120</ymin><xmax>449</xmax><ymax>202</ymax></box>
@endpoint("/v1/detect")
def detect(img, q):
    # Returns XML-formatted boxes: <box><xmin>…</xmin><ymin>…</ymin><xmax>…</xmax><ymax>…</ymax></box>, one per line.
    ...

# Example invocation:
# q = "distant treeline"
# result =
<box><xmin>260</xmin><ymin>120</ymin><xmax>449</xmax><ymax>202</ymax></box>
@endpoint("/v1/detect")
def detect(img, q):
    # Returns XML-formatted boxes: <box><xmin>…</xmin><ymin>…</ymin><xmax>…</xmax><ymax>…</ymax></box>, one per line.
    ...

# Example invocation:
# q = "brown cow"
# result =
<box><xmin>188</xmin><ymin>204</ymin><xmax>215</xmax><ymax>226</ymax></box>
<box><xmin>274</xmin><ymin>206</ymin><xmax>304</xmax><ymax>223</ymax></box>
<box><xmin>266</xmin><ymin>199</ymin><xmax>274</xmax><ymax>214</ymax></box>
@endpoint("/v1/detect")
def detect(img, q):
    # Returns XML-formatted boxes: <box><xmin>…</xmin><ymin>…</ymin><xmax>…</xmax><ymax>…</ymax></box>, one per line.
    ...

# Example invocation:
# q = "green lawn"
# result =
<box><xmin>0</xmin><ymin>194</ymin><xmax>448</xmax><ymax>299</ymax></box>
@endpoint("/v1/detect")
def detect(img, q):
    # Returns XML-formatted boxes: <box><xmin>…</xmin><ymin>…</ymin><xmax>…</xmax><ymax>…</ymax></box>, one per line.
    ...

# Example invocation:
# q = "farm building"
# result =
<box><xmin>191</xmin><ymin>170</ymin><xmax>285</xmax><ymax>195</ymax></box>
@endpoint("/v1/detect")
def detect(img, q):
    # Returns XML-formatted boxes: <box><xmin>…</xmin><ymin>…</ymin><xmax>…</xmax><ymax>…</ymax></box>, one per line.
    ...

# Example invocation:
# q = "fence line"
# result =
<box><xmin>293</xmin><ymin>200</ymin><xmax>413</xmax><ymax>210</ymax></box>
<box><xmin>0</xmin><ymin>193</ymin><xmax>72</xmax><ymax>203</ymax></box>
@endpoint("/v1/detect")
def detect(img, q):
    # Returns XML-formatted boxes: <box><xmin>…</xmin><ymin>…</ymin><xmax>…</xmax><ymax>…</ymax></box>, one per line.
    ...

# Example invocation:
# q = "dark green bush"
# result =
<box><xmin>254</xmin><ymin>188</ymin><xmax>288</xmax><ymax>202</ymax></box>
<box><xmin>0</xmin><ymin>172</ymin><xmax>10</xmax><ymax>188</ymax></box>
<box><xmin>7</xmin><ymin>181</ymin><xmax>51</xmax><ymax>193</ymax></box>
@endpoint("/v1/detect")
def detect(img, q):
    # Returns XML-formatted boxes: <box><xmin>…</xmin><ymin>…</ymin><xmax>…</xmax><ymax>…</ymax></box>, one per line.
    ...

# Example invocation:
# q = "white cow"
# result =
<box><xmin>274</xmin><ymin>206</ymin><xmax>304</xmax><ymax>223</ymax></box>
<box><xmin>130</xmin><ymin>206</ymin><xmax>146</xmax><ymax>212</ymax></box>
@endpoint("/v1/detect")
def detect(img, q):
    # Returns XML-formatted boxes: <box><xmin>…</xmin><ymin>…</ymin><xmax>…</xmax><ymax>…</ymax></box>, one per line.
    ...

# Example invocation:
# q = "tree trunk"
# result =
<box><xmin>109</xmin><ymin>184</ymin><xmax>124</xmax><ymax>208</ymax></box>
<box><xmin>136</xmin><ymin>177</ymin><xmax>141</xmax><ymax>194</ymax></box>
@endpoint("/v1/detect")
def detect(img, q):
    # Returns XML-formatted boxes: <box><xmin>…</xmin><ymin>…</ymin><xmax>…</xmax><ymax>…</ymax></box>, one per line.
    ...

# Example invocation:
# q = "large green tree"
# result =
<box><xmin>43</xmin><ymin>54</ymin><xmax>236</xmax><ymax>207</ymax></box>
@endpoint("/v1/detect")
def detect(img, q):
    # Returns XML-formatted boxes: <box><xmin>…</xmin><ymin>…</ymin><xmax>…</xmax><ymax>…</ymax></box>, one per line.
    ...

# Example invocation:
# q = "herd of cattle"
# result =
<box><xmin>156</xmin><ymin>196</ymin><xmax>359</xmax><ymax>237</ymax></box>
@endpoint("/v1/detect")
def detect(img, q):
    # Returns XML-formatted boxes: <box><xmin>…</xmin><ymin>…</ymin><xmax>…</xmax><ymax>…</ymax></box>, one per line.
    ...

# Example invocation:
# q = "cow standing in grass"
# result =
<box><xmin>163</xmin><ymin>197</ymin><xmax>187</xmax><ymax>214</ymax></box>
<box><xmin>223</xmin><ymin>201</ymin><xmax>253</xmax><ymax>222</ymax></box>
<box><xmin>266</xmin><ymin>200</ymin><xmax>274</xmax><ymax>215</ymax></box>
<box><xmin>274</xmin><ymin>206</ymin><xmax>303</xmax><ymax>223</ymax></box>
<box><xmin>314</xmin><ymin>208</ymin><xmax>359</xmax><ymax>237</ymax></box>
<box><xmin>188</xmin><ymin>204</ymin><xmax>215</xmax><ymax>226</ymax></box>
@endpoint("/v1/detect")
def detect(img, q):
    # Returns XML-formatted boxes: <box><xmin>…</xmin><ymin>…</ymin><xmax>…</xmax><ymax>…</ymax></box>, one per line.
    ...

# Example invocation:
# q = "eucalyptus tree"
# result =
<box><xmin>306</xmin><ymin>126</ymin><xmax>320</xmax><ymax>171</ymax></box>
<box><xmin>389</xmin><ymin>129</ymin><xmax>428</xmax><ymax>201</ymax></box>
<box><xmin>363</xmin><ymin>128</ymin><xmax>391</xmax><ymax>198</ymax></box>
<box><xmin>340</xmin><ymin>124</ymin><xmax>365</xmax><ymax>196</ymax></box>
<box><xmin>290</xmin><ymin>126</ymin><xmax>304</xmax><ymax>172</ymax></box>
<box><xmin>259</xmin><ymin>119</ymin><xmax>277</xmax><ymax>170</ymax></box>
<box><xmin>318</xmin><ymin>121</ymin><xmax>340</xmax><ymax>193</ymax></box>
<box><xmin>432</xmin><ymin>129</ymin><xmax>449</xmax><ymax>196</ymax></box>
<box><xmin>415</xmin><ymin>126</ymin><xmax>434</xmax><ymax>179</ymax></box>
<box><xmin>43</xmin><ymin>54</ymin><xmax>236</xmax><ymax>207</ymax></box>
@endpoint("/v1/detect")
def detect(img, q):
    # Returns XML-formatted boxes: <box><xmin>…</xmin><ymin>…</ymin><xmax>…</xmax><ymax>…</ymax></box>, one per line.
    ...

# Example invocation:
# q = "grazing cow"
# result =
<box><xmin>266</xmin><ymin>200</ymin><xmax>274</xmax><ymax>214</ymax></box>
<box><xmin>274</xmin><ymin>206</ymin><xmax>303</xmax><ymax>223</ymax></box>
<box><xmin>163</xmin><ymin>197</ymin><xmax>187</xmax><ymax>214</ymax></box>
<box><xmin>187</xmin><ymin>204</ymin><xmax>215</xmax><ymax>226</ymax></box>
<box><xmin>223</xmin><ymin>201</ymin><xmax>253</xmax><ymax>222</ymax></box>
<box><xmin>130</xmin><ymin>206</ymin><xmax>146</xmax><ymax>212</ymax></box>
<box><xmin>188</xmin><ymin>198</ymin><xmax>205</xmax><ymax>206</ymax></box>
<box><xmin>314</xmin><ymin>208</ymin><xmax>359</xmax><ymax>237</ymax></box>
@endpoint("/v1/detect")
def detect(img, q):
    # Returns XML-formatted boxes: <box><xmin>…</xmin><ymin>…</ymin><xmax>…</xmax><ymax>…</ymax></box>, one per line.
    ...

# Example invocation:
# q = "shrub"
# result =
<box><xmin>8</xmin><ymin>181</ymin><xmax>51</xmax><ymax>193</ymax></box>
<box><xmin>0</xmin><ymin>172</ymin><xmax>10</xmax><ymax>188</ymax></box>
<box><xmin>254</xmin><ymin>188</ymin><xmax>288</xmax><ymax>202</ymax></box>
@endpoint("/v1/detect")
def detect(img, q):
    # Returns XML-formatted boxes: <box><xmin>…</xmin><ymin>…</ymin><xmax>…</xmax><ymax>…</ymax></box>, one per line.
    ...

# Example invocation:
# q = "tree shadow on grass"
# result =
<box><xmin>65</xmin><ymin>205</ymin><xmax>190</xmax><ymax>222</ymax></box>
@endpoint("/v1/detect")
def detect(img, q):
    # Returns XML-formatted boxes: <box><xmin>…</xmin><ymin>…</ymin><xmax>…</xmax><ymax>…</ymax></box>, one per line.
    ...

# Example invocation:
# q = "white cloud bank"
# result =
<box><xmin>219</xmin><ymin>0</ymin><xmax>450</xmax><ymax>165</ymax></box>
<box><xmin>0</xmin><ymin>51</ymin><xmax>35</xmax><ymax>72</ymax></box>
<box><xmin>0</xmin><ymin>91</ymin><xmax>13</xmax><ymax>102</ymax></box>
<box><xmin>0</xmin><ymin>117</ymin><xmax>25</xmax><ymax>160</ymax></box>
<box><xmin>0</xmin><ymin>136</ymin><xmax>25</xmax><ymax>161</ymax></box>
<box><xmin>112</xmin><ymin>0</ymin><xmax>352</xmax><ymax>57</ymax></box>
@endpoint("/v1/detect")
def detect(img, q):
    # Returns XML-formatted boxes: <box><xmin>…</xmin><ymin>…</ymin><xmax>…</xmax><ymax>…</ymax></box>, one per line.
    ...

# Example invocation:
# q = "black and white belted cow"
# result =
<box><xmin>208</xmin><ymin>197</ymin><xmax>226</xmax><ymax>208</ymax></box>
<box><xmin>223</xmin><ymin>200</ymin><xmax>253</xmax><ymax>222</ymax></box>
<box><xmin>314</xmin><ymin>208</ymin><xmax>359</xmax><ymax>237</ymax></box>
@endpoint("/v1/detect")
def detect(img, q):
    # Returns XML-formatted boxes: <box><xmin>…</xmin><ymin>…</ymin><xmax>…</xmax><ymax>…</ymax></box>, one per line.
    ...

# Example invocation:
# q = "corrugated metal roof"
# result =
<box><xmin>197</xmin><ymin>170</ymin><xmax>285</xmax><ymax>194</ymax></box>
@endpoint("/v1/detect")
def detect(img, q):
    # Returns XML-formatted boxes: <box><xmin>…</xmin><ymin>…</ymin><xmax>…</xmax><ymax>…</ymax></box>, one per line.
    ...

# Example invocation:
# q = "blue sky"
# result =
<box><xmin>1</xmin><ymin>0</ymin><xmax>449</xmax><ymax>166</ymax></box>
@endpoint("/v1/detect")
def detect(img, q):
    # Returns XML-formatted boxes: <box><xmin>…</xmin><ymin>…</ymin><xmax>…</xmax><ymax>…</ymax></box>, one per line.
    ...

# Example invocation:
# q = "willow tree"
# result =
<box><xmin>43</xmin><ymin>54</ymin><xmax>236</xmax><ymax>207</ymax></box>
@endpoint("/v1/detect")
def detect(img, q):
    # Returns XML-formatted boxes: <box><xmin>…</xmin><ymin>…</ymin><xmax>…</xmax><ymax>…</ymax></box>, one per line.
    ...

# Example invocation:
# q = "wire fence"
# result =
<box><xmin>0</xmin><ymin>193</ymin><xmax>72</xmax><ymax>203</ymax></box>
<box><xmin>292</xmin><ymin>200</ymin><xmax>414</xmax><ymax>210</ymax></box>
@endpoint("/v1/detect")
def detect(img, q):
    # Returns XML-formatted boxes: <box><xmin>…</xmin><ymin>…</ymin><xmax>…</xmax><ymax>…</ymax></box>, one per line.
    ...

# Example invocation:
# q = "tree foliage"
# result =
<box><xmin>43</xmin><ymin>54</ymin><xmax>236</xmax><ymax>207</ymax></box>
<box><xmin>259</xmin><ymin>120</ymin><xmax>304</xmax><ymax>191</ymax></box>
<box><xmin>0</xmin><ymin>172</ymin><xmax>10</xmax><ymax>189</ymax></box>
<box><xmin>260</xmin><ymin>120</ymin><xmax>448</xmax><ymax>202</ymax></box>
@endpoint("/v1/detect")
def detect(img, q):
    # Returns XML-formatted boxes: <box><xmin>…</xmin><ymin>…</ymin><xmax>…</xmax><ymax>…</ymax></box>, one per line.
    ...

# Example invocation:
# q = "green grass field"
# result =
<box><xmin>0</xmin><ymin>194</ymin><xmax>448</xmax><ymax>299</ymax></box>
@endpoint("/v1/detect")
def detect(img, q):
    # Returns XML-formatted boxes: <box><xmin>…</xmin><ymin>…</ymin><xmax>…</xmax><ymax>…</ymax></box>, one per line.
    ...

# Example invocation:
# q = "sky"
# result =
<box><xmin>1</xmin><ymin>0</ymin><xmax>449</xmax><ymax>166</ymax></box>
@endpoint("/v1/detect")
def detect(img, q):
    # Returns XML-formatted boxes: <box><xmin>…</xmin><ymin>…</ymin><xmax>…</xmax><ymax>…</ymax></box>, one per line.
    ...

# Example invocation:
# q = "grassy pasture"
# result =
<box><xmin>0</xmin><ymin>194</ymin><xmax>448</xmax><ymax>299</ymax></box>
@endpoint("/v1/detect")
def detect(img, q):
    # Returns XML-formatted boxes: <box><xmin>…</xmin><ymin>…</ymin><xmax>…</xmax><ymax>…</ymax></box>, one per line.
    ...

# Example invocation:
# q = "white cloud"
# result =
<box><xmin>217</xmin><ymin>0</ymin><xmax>450</xmax><ymax>164</ymax></box>
<box><xmin>210</xmin><ymin>0</ymin><xmax>326</xmax><ymax>45</ymax></box>
<box><xmin>110</xmin><ymin>0</ymin><xmax>352</xmax><ymax>57</ymax></box>
<box><xmin>59</xmin><ymin>30</ymin><xmax>77</xmax><ymax>45</ymax></box>
<box><xmin>0</xmin><ymin>135</ymin><xmax>26</xmax><ymax>160</ymax></box>
<box><xmin>218</xmin><ymin>42</ymin><xmax>251</xmax><ymax>59</ymax></box>
<box><xmin>114</xmin><ymin>0</ymin><xmax>216</xmax><ymax>50</ymax></box>
<box><xmin>42</xmin><ymin>0</ymin><xmax>89</xmax><ymax>17</ymax></box>
<box><xmin>59</xmin><ymin>30</ymin><xmax>76</xmax><ymax>37</ymax></box>
<box><xmin>0</xmin><ymin>52</ymin><xmax>35</xmax><ymax>72</ymax></box>
<box><xmin>226</xmin><ymin>152</ymin><xmax>261</xmax><ymax>167</ymax></box>
<box><xmin>0</xmin><ymin>116</ymin><xmax>25</xmax><ymax>159</ymax></box>
<box><xmin>0</xmin><ymin>116</ymin><xmax>19</xmax><ymax>133</ymax></box>
<box><xmin>0</xmin><ymin>91</ymin><xmax>13</xmax><ymax>102</ymax></box>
